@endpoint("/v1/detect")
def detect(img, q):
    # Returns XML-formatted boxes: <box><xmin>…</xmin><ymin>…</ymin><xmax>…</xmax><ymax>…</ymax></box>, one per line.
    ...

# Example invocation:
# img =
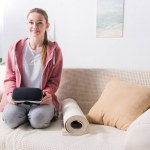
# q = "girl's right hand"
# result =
<box><xmin>7</xmin><ymin>93</ymin><xmax>16</xmax><ymax>104</ymax></box>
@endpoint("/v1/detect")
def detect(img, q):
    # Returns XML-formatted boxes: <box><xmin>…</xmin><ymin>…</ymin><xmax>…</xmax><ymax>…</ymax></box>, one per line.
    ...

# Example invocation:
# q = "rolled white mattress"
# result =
<box><xmin>62</xmin><ymin>98</ymin><xmax>89</xmax><ymax>136</ymax></box>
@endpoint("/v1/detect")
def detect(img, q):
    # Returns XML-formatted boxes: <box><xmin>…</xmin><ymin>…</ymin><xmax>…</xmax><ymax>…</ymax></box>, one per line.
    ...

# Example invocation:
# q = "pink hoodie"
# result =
<box><xmin>0</xmin><ymin>38</ymin><xmax>63</xmax><ymax>114</ymax></box>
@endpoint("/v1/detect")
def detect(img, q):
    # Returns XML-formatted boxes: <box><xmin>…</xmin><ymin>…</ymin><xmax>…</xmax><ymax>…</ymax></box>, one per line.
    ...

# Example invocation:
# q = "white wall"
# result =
<box><xmin>1</xmin><ymin>0</ymin><xmax>150</xmax><ymax>70</ymax></box>
<box><xmin>0</xmin><ymin>1</ymin><xmax>4</xmax><ymax>60</ymax></box>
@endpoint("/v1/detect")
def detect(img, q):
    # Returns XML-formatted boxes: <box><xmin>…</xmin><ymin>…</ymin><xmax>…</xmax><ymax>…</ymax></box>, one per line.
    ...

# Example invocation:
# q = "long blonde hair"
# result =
<box><xmin>27</xmin><ymin>8</ymin><xmax>49</xmax><ymax>65</ymax></box>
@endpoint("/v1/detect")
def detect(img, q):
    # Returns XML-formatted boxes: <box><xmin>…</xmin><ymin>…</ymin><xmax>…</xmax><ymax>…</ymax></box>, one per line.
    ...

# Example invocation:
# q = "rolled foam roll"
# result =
<box><xmin>62</xmin><ymin>98</ymin><xmax>89</xmax><ymax>136</ymax></box>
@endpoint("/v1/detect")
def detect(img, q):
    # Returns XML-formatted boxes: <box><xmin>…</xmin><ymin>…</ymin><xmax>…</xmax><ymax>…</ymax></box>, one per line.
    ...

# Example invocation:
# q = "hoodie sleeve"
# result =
<box><xmin>4</xmin><ymin>44</ymin><xmax>17</xmax><ymax>95</ymax></box>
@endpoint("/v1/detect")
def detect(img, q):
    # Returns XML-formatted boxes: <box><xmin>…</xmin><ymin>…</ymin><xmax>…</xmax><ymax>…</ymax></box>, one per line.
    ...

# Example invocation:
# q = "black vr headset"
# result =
<box><xmin>12</xmin><ymin>87</ymin><xmax>43</xmax><ymax>103</ymax></box>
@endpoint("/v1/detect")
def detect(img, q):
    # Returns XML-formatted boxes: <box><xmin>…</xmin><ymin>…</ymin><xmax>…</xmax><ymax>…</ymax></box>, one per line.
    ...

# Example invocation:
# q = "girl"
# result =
<box><xmin>2</xmin><ymin>8</ymin><xmax>63</xmax><ymax>129</ymax></box>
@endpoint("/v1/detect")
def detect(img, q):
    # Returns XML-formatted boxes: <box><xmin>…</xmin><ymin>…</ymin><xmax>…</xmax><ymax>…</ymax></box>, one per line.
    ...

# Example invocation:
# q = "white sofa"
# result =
<box><xmin>0</xmin><ymin>65</ymin><xmax>150</xmax><ymax>150</ymax></box>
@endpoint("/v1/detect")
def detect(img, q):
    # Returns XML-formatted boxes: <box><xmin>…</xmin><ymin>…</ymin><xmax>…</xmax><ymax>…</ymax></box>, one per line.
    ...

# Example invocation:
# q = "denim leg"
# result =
<box><xmin>28</xmin><ymin>104</ymin><xmax>54</xmax><ymax>129</ymax></box>
<box><xmin>3</xmin><ymin>103</ymin><xmax>29</xmax><ymax>128</ymax></box>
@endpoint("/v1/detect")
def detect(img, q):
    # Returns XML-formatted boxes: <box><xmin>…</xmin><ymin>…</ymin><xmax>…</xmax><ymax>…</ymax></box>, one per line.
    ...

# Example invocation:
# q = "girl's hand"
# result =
<box><xmin>40</xmin><ymin>92</ymin><xmax>52</xmax><ymax>105</ymax></box>
<box><xmin>7</xmin><ymin>93</ymin><xmax>16</xmax><ymax>104</ymax></box>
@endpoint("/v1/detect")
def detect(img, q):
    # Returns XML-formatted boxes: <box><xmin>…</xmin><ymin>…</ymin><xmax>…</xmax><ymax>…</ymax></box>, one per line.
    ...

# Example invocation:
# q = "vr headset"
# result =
<box><xmin>12</xmin><ymin>87</ymin><xmax>43</xmax><ymax>103</ymax></box>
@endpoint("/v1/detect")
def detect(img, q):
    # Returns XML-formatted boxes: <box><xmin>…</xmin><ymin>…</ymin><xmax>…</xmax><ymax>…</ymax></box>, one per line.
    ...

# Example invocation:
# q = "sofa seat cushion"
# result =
<box><xmin>0</xmin><ymin>112</ymin><xmax>125</xmax><ymax>150</ymax></box>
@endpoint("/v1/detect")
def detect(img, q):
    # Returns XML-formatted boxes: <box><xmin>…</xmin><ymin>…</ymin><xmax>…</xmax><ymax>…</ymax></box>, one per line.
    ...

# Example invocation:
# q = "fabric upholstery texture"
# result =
<box><xmin>87</xmin><ymin>77</ymin><xmax>150</xmax><ymax>130</ymax></box>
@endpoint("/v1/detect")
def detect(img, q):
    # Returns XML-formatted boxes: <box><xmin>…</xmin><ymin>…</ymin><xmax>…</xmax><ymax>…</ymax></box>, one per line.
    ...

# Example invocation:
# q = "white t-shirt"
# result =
<box><xmin>22</xmin><ymin>41</ymin><xmax>43</xmax><ymax>88</ymax></box>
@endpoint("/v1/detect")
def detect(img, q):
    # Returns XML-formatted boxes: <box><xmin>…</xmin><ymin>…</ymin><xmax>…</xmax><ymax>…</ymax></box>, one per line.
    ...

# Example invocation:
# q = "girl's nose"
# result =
<box><xmin>33</xmin><ymin>23</ymin><xmax>38</xmax><ymax>28</ymax></box>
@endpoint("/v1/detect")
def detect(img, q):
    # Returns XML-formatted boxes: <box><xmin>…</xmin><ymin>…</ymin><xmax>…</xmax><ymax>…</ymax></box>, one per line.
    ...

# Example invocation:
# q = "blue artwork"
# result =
<box><xmin>96</xmin><ymin>0</ymin><xmax>124</xmax><ymax>38</ymax></box>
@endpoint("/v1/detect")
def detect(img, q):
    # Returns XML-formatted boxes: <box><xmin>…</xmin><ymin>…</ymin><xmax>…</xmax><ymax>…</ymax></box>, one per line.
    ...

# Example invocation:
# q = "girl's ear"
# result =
<box><xmin>46</xmin><ymin>22</ymin><xmax>50</xmax><ymax>29</ymax></box>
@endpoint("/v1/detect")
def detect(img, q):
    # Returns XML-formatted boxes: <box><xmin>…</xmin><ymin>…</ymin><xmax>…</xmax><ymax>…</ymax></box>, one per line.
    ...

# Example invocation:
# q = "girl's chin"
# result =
<box><xmin>31</xmin><ymin>31</ymin><xmax>41</xmax><ymax>35</ymax></box>
<box><xmin>31</xmin><ymin>34</ymin><xmax>41</xmax><ymax>37</ymax></box>
<box><xmin>32</xmin><ymin>33</ymin><xmax>39</xmax><ymax>35</ymax></box>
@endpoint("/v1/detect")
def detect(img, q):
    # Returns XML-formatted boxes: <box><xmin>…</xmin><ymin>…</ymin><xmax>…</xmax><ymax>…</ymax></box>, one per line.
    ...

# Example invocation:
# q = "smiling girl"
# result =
<box><xmin>2</xmin><ymin>8</ymin><xmax>63</xmax><ymax>129</ymax></box>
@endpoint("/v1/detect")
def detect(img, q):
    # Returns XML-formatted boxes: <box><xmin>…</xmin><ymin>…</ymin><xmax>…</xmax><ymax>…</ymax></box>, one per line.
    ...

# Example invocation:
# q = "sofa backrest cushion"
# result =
<box><xmin>56</xmin><ymin>69</ymin><xmax>150</xmax><ymax>114</ymax></box>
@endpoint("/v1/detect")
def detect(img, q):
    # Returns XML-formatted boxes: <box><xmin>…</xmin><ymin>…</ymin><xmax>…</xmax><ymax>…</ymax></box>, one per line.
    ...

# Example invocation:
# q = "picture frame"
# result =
<box><xmin>96</xmin><ymin>0</ymin><xmax>125</xmax><ymax>38</ymax></box>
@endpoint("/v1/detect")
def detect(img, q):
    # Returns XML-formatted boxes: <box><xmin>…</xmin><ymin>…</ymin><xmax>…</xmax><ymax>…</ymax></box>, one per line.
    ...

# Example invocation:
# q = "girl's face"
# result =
<box><xmin>27</xmin><ymin>12</ymin><xmax>49</xmax><ymax>38</ymax></box>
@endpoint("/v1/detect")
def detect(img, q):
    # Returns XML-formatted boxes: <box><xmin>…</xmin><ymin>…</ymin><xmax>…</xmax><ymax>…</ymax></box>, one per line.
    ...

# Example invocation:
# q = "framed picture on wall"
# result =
<box><xmin>96</xmin><ymin>0</ymin><xmax>124</xmax><ymax>38</ymax></box>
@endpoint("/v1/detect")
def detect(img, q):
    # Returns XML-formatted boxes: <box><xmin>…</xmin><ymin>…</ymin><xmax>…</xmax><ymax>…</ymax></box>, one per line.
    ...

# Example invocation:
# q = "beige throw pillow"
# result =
<box><xmin>87</xmin><ymin>77</ymin><xmax>150</xmax><ymax>130</ymax></box>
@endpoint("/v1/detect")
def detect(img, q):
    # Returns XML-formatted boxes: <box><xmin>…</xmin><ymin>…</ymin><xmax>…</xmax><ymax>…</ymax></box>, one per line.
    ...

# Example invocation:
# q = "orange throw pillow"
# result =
<box><xmin>87</xmin><ymin>77</ymin><xmax>150</xmax><ymax>130</ymax></box>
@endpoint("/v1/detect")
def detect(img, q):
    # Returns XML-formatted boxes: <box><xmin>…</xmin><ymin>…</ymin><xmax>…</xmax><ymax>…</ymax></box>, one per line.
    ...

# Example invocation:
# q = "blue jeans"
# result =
<box><xmin>2</xmin><ymin>103</ymin><xmax>54</xmax><ymax>129</ymax></box>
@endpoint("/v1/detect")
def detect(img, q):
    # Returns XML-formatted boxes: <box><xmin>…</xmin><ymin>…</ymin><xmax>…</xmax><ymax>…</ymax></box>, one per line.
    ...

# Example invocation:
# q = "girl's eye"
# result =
<box><xmin>28</xmin><ymin>21</ymin><xmax>44</xmax><ymax>26</ymax></box>
<box><xmin>37</xmin><ymin>22</ymin><xmax>43</xmax><ymax>25</ymax></box>
<box><xmin>29</xmin><ymin>21</ymin><xmax>33</xmax><ymax>24</ymax></box>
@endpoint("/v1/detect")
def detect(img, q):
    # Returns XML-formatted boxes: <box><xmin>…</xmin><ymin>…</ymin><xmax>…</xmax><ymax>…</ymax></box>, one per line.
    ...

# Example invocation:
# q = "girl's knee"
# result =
<box><xmin>29</xmin><ymin>113</ymin><xmax>51</xmax><ymax>129</ymax></box>
<box><xmin>3</xmin><ymin>104</ymin><xmax>27</xmax><ymax>128</ymax></box>
<box><xmin>29</xmin><ymin>105</ymin><xmax>54</xmax><ymax>129</ymax></box>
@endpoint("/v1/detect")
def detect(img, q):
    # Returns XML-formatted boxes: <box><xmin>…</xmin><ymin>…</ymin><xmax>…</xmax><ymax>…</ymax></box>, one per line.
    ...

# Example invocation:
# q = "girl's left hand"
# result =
<box><xmin>40</xmin><ymin>92</ymin><xmax>52</xmax><ymax>105</ymax></box>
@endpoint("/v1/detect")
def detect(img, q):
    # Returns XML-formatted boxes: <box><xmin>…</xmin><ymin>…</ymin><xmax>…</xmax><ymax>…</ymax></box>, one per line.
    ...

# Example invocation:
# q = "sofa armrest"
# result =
<box><xmin>0</xmin><ymin>89</ymin><xmax>4</xmax><ymax>101</ymax></box>
<box><xmin>0</xmin><ymin>65</ymin><xmax>6</xmax><ymax>101</ymax></box>
<box><xmin>124</xmin><ymin>109</ymin><xmax>150</xmax><ymax>150</ymax></box>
